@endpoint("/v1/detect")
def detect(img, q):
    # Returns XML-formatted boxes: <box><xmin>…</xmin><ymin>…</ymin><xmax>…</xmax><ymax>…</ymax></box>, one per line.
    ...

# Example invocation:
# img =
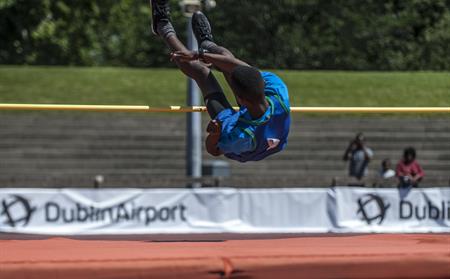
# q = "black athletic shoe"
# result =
<box><xmin>150</xmin><ymin>0</ymin><xmax>171</xmax><ymax>36</ymax></box>
<box><xmin>192</xmin><ymin>11</ymin><xmax>214</xmax><ymax>46</ymax></box>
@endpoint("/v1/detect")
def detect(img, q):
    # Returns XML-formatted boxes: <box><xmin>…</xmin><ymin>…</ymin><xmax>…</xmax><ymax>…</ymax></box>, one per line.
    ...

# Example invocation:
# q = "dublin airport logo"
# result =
<box><xmin>1</xmin><ymin>195</ymin><xmax>36</xmax><ymax>227</ymax></box>
<box><xmin>357</xmin><ymin>193</ymin><xmax>390</xmax><ymax>225</ymax></box>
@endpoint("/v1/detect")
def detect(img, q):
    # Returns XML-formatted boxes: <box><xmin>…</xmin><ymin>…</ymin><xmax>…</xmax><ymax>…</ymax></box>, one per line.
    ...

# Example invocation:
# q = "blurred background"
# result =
<box><xmin>2</xmin><ymin>0</ymin><xmax>450</xmax><ymax>69</ymax></box>
<box><xmin>0</xmin><ymin>0</ymin><xmax>449</xmax><ymax>188</ymax></box>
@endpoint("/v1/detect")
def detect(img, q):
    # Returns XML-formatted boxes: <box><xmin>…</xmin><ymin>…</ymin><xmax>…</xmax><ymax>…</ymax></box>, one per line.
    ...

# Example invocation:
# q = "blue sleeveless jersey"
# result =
<box><xmin>215</xmin><ymin>72</ymin><xmax>291</xmax><ymax>162</ymax></box>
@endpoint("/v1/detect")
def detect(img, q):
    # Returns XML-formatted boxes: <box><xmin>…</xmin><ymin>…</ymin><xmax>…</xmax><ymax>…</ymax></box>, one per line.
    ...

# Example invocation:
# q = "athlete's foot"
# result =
<box><xmin>150</xmin><ymin>0</ymin><xmax>171</xmax><ymax>36</ymax></box>
<box><xmin>192</xmin><ymin>11</ymin><xmax>214</xmax><ymax>47</ymax></box>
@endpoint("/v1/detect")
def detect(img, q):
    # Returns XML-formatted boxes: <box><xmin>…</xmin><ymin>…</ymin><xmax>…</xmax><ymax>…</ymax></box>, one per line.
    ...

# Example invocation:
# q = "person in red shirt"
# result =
<box><xmin>396</xmin><ymin>147</ymin><xmax>425</xmax><ymax>187</ymax></box>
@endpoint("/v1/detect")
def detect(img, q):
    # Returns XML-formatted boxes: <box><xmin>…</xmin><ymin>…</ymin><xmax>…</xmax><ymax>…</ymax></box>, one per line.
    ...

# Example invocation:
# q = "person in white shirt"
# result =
<box><xmin>380</xmin><ymin>159</ymin><xmax>396</xmax><ymax>179</ymax></box>
<box><xmin>373</xmin><ymin>158</ymin><xmax>396</xmax><ymax>187</ymax></box>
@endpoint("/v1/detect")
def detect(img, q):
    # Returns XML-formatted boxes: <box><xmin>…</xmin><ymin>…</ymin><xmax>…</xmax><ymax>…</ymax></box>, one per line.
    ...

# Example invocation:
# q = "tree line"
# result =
<box><xmin>1</xmin><ymin>0</ymin><xmax>449</xmax><ymax>70</ymax></box>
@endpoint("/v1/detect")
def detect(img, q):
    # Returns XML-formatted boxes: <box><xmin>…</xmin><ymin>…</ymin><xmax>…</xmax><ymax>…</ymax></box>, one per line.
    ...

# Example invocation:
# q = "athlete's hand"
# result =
<box><xmin>170</xmin><ymin>50</ymin><xmax>198</xmax><ymax>62</ymax></box>
<box><xmin>207</xmin><ymin>120</ymin><xmax>221</xmax><ymax>135</ymax></box>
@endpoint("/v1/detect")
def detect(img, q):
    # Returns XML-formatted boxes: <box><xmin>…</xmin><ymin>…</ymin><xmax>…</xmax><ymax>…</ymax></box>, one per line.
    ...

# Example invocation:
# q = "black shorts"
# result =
<box><xmin>204</xmin><ymin>91</ymin><xmax>233</xmax><ymax>119</ymax></box>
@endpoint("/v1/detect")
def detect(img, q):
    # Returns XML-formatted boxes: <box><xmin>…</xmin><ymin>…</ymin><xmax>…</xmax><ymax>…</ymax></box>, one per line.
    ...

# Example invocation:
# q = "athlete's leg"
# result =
<box><xmin>202</xmin><ymin>42</ymin><xmax>243</xmax><ymax>106</ymax></box>
<box><xmin>163</xmin><ymin>34</ymin><xmax>220</xmax><ymax>95</ymax></box>
<box><xmin>191</xmin><ymin>12</ymin><xmax>242</xmax><ymax>105</ymax></box>
<box><xmin>157</xmin><ymin>22</ymin><xmax>220</xmax><ymax>98</ymax></box>
<box><xmin>151</xmin><ymin>0</ymin><xmax>232</xmax><ymax>118</ymax></box>
<box><xmin>162</xmin><ymin>33</ymin><xmax>232</xmax><ymax>118</ymax></box>
<box><xmin>202</xmin><ymin>42</ymin><xmax>237</xmax><ymax>89</ymax></box>
<box><xmin>191</xmin><ymin>14</ymin><xmax>235</xmax><ymax>79</ymax></box>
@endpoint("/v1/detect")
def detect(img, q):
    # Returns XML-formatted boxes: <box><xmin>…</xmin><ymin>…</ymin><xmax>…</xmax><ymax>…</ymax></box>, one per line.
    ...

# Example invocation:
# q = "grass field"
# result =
<box><xmin>0</xmin><ymin>66</ymin><xmax>449</xmax><ymax>108</ymax></box>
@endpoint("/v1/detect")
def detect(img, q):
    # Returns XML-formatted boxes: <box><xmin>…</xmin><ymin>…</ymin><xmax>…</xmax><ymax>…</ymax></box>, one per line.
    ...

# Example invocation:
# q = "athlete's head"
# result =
<box><xmin>230</xmin><ymin>65</ymin><xmax>265</xmax><ymax>105</ymax></box>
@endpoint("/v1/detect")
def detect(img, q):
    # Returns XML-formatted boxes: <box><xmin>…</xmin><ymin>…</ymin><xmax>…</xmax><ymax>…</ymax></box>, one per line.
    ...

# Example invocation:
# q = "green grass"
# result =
<box><xmin>0</xmin><ymin>66</ymin><xmax>449</xmax><ymax>109</ymax></box>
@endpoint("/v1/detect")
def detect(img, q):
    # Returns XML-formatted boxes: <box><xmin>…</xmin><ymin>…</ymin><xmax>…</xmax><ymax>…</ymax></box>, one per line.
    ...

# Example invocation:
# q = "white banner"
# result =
<box><xmin>335</xmin><ymin>187</ymin><xmax>450</xmax><ymax>233</ymax></box>
<box><xmin>0</xmin><ymin>187</ymin><xmax>448</xmax><ymax>235</ymax></box>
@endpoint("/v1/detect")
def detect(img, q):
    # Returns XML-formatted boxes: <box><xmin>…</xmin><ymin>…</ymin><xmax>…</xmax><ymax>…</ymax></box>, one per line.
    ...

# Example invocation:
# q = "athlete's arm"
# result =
<box><xmin>342</xmin><ymin>141</ymin><xmax>354</xmax><ymax>161</ymax></box>
<box><xmin>201</xmin><ymin>52</ymin><xmax>249</xmax><ymax>73</ymax></box>
<box><xmin>171</xmin><ymin>50</ymin><xmax>249</xmax><ymax>73</ymax></box>
<box><xmin>205</xmin><ymin>120</ymin><xmax>223</xmax><ymax>157</ymax></box>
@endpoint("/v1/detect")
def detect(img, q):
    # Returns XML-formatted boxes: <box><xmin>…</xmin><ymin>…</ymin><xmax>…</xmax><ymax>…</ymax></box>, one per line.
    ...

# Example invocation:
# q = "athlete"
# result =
<box><xmin>151</xmin><ymin>0</ymin><xmax>291</xmax><ymax>162</ymax></box>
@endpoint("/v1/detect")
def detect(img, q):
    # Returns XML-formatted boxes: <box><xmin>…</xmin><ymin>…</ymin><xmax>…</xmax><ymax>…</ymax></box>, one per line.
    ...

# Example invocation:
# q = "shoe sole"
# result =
<box><xmin>192</xmin><ymin>11</ymin><xmax>213</xmax><ymax>44</ymax></box>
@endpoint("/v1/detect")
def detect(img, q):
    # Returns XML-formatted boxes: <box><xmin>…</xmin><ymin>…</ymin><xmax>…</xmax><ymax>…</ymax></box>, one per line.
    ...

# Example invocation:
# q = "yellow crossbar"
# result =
<box><xmin>0</xmin><ymin>103</ymin><xmax>449</xmax><ymax>113</ymax></box>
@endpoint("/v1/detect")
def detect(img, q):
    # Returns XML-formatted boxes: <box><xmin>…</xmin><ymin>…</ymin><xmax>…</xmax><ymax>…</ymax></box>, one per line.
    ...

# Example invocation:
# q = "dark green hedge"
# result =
<box><xmin>1</xmin><ymin>0</ymin><xmax>449</xmax><ymax>70</ymax></box>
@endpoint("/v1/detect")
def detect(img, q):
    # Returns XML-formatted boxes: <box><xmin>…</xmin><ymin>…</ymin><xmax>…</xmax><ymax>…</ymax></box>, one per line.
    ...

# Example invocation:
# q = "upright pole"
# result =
<box><xmin>186</xmin><ymin>17</ymin><xmax>202</xmax><ymax>187</ymax></box>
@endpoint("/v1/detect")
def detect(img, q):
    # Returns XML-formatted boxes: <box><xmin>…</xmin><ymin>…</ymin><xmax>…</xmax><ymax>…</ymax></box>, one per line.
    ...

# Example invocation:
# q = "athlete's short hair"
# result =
<box><xmin>230</xmin><ymin>65</ymin><xmax>265</xmax><ymax>102</ymax></box>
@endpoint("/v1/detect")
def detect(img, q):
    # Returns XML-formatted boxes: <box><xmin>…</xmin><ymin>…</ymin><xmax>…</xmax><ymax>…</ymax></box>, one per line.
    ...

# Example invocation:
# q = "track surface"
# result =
<box><xmin>1</xmin><ymin>234</ymin><xmax>449</xmax><ymax>279</ymax></box>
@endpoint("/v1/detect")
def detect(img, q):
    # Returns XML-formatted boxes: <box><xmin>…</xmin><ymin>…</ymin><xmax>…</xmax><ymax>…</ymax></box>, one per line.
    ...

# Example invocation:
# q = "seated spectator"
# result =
<box><xmin>374</xmin><ymin>159</ymin><xmax>396</xmax><ymax>187</ymax></box>
<box><xmin>396</xmin><ymin>147</ymin><xmax>425</xmax><ymax>187</ymax></box>
<box><xmin>380</xmin><ymin>159</ymin><xmax>396</xmax><ymax>179</ymax></box>
<box><xmin>343</xmin><ymin>133</ymin><xmax>374</xmax><ymax>186</ymax></box>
